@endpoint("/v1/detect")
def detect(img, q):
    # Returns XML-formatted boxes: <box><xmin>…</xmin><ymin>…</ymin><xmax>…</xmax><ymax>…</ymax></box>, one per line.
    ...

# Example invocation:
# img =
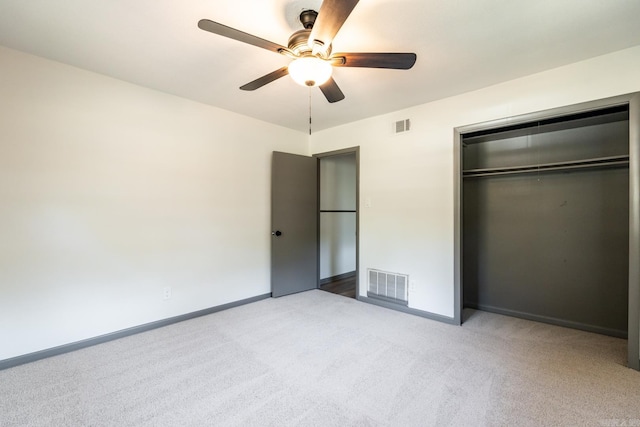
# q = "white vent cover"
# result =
<box><xmin>367</xmin><ymin>269</ymin><xmax>408</xmax><ymax>304</ymax></box>
<box><xmin>394</xmin><ymin>119</ymin><xmax>411</xmax><ymax>134</ymax></box>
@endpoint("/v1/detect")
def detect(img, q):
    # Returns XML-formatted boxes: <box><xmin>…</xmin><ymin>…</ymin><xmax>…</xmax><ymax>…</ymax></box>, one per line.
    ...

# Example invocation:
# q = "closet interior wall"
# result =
<box><xmin>462</xmin><ymin>107</ymin><xmax>630</xmax><ymax>337</ymax></box>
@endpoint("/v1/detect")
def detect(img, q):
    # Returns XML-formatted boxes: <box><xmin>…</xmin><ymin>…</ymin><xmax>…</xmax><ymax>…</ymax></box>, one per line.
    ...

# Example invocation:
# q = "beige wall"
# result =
<box><xmin>310</xmin><ymin>45</ymin><xmax>640</xmax><ymax>318</ymax></box>
<box><xmin>3</xmin><ymin>42</ymin><xmax>640</xmax><ymax>363</ymax></box>
<box><xmin>0</xmin><ymin>46</ymin><xmax>307</xmax><ymax>360</ymax></box>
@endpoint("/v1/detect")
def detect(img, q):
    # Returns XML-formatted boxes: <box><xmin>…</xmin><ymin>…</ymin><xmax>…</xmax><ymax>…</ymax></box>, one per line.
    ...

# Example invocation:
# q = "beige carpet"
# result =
<box><xmin>1</xmin><ymin>290</ymin><xmax>639</xmax><ymax>426</ymax></box>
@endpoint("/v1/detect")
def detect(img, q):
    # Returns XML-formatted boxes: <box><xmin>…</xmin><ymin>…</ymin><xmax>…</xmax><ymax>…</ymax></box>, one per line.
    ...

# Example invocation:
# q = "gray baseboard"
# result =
<box><xmin>0</xmin><ymin>293</ymin><xmax>271</xmax><ymax>371</ymax></box>
<box><xmin>319</xmin><ymin>271</ymin><xmax>356</xmax><ymax>285</ymax></box>
<box><xmin>466</xmin><ymin>303</ymin><xmax>628</xmax><ymax>339</ymax></box>
<box><xmin>358</xmin><ymin>296</ymin><xmax>458</xmax><ymax>325</ymax></box>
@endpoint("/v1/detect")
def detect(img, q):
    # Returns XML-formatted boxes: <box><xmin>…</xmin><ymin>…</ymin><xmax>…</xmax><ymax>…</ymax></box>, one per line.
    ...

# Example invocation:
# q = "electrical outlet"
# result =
<box><xmin>163</xmin><ymin>286</ymin><xmax>172</xmax><ymax>300</ymax></box>
<box><xmin>409</xmin><ymin>281</ymin><xmax>417</xmax><ymax>294</ymax></box>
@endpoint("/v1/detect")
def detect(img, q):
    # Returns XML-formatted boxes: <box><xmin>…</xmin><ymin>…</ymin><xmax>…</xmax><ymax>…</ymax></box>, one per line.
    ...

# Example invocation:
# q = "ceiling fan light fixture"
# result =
<box><xmin>288</xmin><ymin>56</ymin><xmax>332</xmax><ymax>87</ymax></box>
<box><xmin>198</xmin><ymin>0</ymin><xmax>416</xmax><ymax>103</ymax></box>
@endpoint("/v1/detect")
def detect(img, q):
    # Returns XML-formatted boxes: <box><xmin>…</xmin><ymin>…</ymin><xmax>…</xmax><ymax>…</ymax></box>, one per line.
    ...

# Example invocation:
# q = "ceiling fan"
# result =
<box><xmin>198</xmin><ymin>0</ymin><xmax>417</xmax><ymax>103</ymax></box>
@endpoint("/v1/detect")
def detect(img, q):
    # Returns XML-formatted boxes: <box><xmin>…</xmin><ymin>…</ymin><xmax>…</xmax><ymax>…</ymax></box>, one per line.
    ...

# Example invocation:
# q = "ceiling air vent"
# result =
<box><xmin>394</xmin><ymin>119</ymin><xmax>411</xmax><ymax>134</ymax></box>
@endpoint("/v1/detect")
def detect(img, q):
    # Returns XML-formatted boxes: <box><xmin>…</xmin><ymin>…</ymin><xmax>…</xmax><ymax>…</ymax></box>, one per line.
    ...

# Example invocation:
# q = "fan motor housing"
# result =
<box><xmin>288</xmin><ymin>29</ymin><xmax>332</xmax><ymax>57</ymax></box>
<box><xmin>288</xmin><ymin>29</ymin><xmax>312</xmax><ymax>54</ymax></box>
<box><xmin>288</xmin><ymin>10</ymin><xmax>331</xmax><ymax>57</ymax></box>
<box><xmin>299</xmin><ymin>9</ymin><xmax>317</xmax><ymax>29</ymax></box>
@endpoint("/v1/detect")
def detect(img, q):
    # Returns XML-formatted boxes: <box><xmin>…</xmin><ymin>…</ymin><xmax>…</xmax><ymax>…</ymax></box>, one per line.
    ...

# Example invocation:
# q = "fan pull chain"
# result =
<box><xmin>536</xmin><ymin>121</ymin><xmax>541</xmax><ymax>182</ymax></box>
<box><xmin>309</xmin><ymin>88</ymin><xmax>312</xmax><ymax>135</ymax></box>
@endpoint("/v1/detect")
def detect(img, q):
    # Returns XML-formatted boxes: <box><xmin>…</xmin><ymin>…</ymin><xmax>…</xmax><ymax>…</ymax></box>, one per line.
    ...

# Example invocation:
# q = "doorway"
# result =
<box><xmin>314</xmin><ymin>148</ymin><xmax>359</xmax><ymax>299</ymax></box>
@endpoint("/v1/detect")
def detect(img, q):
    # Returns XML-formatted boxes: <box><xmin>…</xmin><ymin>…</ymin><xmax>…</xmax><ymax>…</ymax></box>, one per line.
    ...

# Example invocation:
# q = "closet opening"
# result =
<box><xmin>454</xmin><ymin>93</ymin><xmax>640</xmax><ymax>370</ymax></box>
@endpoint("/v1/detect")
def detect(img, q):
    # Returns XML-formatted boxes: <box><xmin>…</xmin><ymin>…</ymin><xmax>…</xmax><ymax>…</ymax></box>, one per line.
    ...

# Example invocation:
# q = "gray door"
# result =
<box><xmin>271</xmin><ymin>151</ymin><xmax>318</xmax><ymax>297</ymax></box>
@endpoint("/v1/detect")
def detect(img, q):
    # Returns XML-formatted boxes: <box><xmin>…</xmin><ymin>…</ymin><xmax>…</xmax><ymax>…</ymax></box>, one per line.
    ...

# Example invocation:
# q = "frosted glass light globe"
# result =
<box><xmin>288</xmin><ymin>57</ymin><xmax>332</xmax><ymax>87</ymax></box>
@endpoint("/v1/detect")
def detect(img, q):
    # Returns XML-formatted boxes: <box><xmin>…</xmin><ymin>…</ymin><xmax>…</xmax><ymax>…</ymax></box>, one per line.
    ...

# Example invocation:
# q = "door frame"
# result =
<box><xmin>453</xmin><ymin>92</ymin><xmax>640</xmax><ymax>371</ymax></box>
<box><xmin>313</xmin><ymin>146</ymin><xmax>360</xmax><ymax>298</ymax></box>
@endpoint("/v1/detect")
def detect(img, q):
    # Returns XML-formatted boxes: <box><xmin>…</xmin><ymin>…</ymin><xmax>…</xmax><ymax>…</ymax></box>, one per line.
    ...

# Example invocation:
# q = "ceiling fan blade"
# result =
<box><xmin>198</xmin><ymin>19</ymin><xmax>290</xmax><ymax>55</ymax></box>
<box><xmin>309</xmin><ymin>0</ymin><xmax>359</xmax><ymax>53</ymax></box>
<box><xmin>332</xmin><ymin>52</ymin><xmax>417</xmax><ymax>69</ymax></box>
<box><xmin>240</xmin><ymin>67</ymin><xmax>289</xmax><ymax>91</ymax></box>
<box><xmin>319</xmin><ymin>77</ymin><xmax>345</xmax><ymax>103</ymax></box>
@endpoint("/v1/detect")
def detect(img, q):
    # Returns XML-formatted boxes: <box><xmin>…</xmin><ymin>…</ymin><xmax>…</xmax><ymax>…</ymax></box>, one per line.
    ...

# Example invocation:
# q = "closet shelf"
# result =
<box><xmin>463</xmin><ymin>155</ymin><xmax>629</xmax><ymax>178</ymax></box>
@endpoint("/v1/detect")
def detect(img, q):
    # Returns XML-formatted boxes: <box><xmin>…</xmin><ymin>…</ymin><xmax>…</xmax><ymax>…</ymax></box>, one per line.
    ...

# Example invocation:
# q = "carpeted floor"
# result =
<box><xmin>1</xmin><ymin>290</ymin><xmax>639</xmax><ymax>426</ymax></box>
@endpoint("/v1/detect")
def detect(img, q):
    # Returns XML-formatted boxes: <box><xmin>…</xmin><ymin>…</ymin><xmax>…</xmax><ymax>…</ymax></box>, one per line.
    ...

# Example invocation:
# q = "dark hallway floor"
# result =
<box><xmin>319</xmin><ymin>273</ymin><xmax>356</xmax><ymax>298</ymax></box>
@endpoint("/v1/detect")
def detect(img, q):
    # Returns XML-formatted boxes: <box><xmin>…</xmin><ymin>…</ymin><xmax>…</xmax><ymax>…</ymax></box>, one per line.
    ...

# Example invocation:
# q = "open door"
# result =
<box><xmin>271</xmin><ymin>152</ymin><xmax>318</xmax><ymax>297</ymax></box>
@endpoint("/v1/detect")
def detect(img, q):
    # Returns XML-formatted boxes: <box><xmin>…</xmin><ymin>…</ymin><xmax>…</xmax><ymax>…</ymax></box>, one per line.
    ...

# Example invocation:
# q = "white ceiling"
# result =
<box><xmin>1</xmin><ymin>0</ymin><xmax>639</xmax><ymax>133</ymax></box>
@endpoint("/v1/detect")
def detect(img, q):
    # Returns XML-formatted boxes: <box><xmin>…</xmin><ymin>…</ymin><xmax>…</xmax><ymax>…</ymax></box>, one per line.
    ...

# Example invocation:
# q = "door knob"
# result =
<box><xmin>272</xmin><ymin>230</ymin><xmax>282</xmax><ymax>237</ymax></box>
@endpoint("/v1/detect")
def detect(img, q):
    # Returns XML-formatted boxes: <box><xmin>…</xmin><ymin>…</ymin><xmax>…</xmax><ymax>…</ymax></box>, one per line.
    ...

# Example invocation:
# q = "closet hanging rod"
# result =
<box><xmin>463</xmin><ymin>154</ymin><xmax>629</xmax><ymax>178</ymax></box>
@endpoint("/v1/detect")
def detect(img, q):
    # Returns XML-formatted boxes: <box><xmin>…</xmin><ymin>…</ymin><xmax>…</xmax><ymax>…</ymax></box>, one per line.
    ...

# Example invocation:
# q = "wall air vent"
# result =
<box><xmin>394</xmin><ymin>119</ymin><xmax>411</xmax><ymax>134</ymax></box>
<box><xmin>367</xmin><ymin>269</ymin><xmax>408</xmax><ymax>305</ymax></box>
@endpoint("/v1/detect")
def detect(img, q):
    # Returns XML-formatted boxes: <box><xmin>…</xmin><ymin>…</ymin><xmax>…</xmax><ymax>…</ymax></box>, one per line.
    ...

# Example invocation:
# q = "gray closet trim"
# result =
<box><xmin>629</xmin><ymin>93</ymin><xmax>640</xmax><ymax>370</ymax></box>
<box><xmin>454</xmin><ymin>127</ymin><xmax>463</xmax><ymax>325</ymax></box>
<box><xmin>454</xmin><ymin>93</ymin><xmax>640</xmax><ymax>371</ymax></box>
<box><xmin>0</xmin><ymin>293</ymin><xmax>271</xmax><ymax>371</ymax></box>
